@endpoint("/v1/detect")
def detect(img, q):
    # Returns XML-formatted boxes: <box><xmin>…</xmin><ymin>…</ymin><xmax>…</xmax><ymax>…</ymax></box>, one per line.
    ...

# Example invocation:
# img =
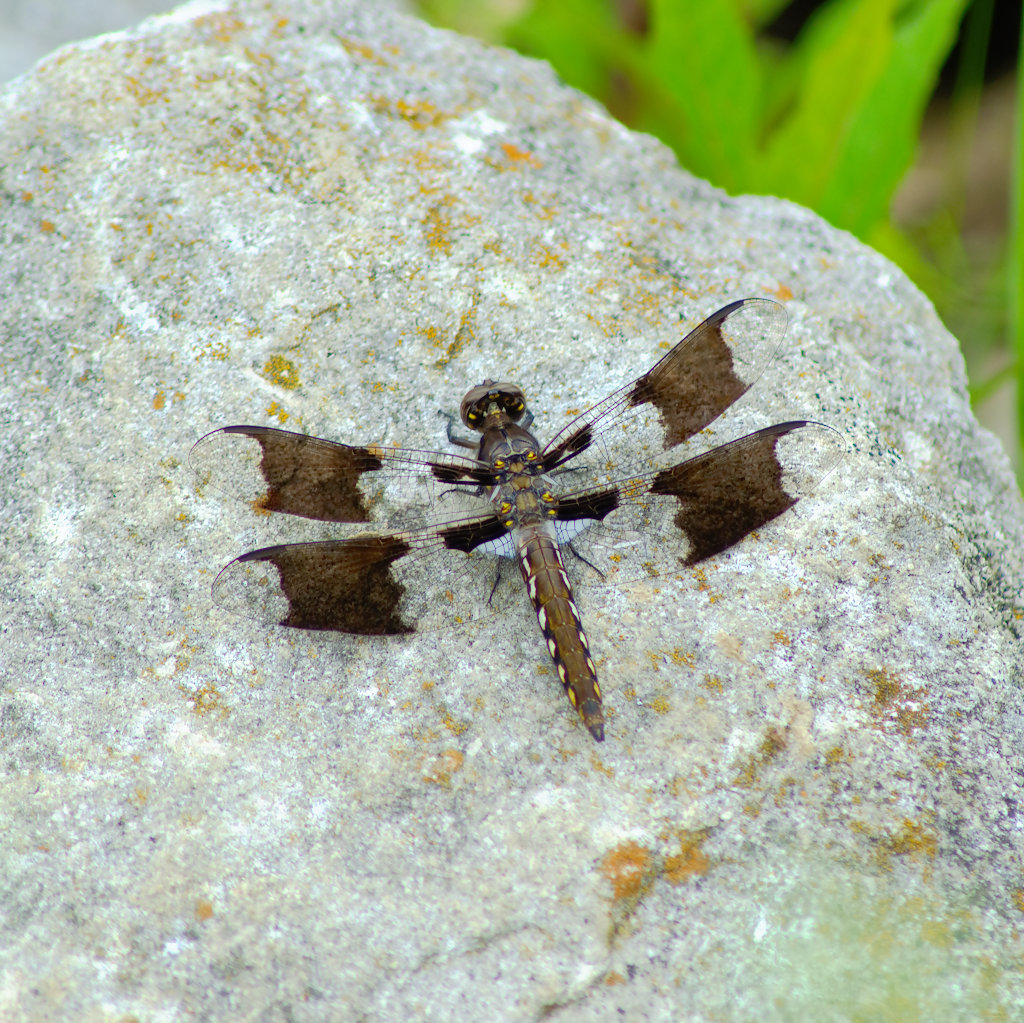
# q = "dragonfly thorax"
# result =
<box><xmin>476</xmin><ymin>422</ymin><xmax>542</xmax><ymax>472</ymax></box>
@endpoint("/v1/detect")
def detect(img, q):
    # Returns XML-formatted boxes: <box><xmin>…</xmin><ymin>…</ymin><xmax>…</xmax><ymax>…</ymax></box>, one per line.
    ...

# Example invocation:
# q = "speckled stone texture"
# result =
<box><xmin>2</xmin><ymin>1</ymin><xmax>1023</xmax><ymax>1020</ymax></box>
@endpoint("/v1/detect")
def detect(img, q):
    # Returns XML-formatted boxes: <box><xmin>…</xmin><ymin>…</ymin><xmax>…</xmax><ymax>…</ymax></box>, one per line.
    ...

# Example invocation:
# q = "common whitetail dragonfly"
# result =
<box><xmin>190</xmin><ymin>299</ymin><xmax>843</xmax><ymax>741</ymax></box>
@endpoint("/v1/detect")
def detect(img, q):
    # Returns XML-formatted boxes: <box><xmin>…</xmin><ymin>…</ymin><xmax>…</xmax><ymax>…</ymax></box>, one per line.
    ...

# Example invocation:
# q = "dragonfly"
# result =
<box><xmin>190</xmin><ymin>299</ymin><xmax>844</xmax><ymax>741</ymax></box>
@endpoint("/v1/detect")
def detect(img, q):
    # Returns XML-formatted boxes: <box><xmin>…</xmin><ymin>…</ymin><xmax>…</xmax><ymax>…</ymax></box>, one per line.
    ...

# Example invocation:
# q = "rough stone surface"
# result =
<box><xmin>2</xmin><ymin>1</ymin><xmax>1023</xmax><ymax>1020</ymax></box>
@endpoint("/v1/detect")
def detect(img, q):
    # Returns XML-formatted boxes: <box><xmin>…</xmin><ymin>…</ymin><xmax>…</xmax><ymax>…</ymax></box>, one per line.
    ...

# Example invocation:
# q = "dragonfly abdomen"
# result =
<box><xmin>516</xmin><ymin>527</ymin><xmax>604</xmax><ymax>741</ymax></box>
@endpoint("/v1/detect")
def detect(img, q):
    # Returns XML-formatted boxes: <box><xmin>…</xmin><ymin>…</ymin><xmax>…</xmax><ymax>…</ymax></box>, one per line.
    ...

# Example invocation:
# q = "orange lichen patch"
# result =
<box><xmin>773</xmin><ymin>774</ymin><xmax>804</xmax><ymax>808</ymax></box>
<box><xmin>869</xmin><ymin>667</ymin><xmax>900</xmax><ymax>706</ymax></box>
<box><xmin>867</xmin><ymin>551</ymin><xmax>893</xmax><ymax>585</ymax></box>
<box><xmin>403</xmin><ymin>148</ymin><xmax>452</xmax><ymax>182</ymax></box>
<box><xmin>179</xmin><ymin>681</ymin><xmax>229</xmax><ymax>719</ymax></box>
<box><xmin>668</xmin><ymin>648</ymin><xmax>696</xmax><ymax>668</ymax></box>
<box><xmin>865</xmin><ymin>668</ymin><xmax>929</xmax><ymax>736</ymax></box>
<box><xmin>524</xmin><ymin>198</ymin><xmax>558</xmax><ymax>221</ymax></box>
<box><xmin>663</xmin><ymin>830</ymin><xmax>710</xmax><ymax>884</ymax></box>
<box><xmin>689</xmin><ymin>566</ymin><xmax>721</xmax><ymax>602</ymax></box>
<box><xmin>265</xmin><ymin>401</ymin><xmax>289</xmax><ymax>423</ymax></box>
<box><xmin>434</xmin><ymin>303</ymin><xmax>477</xmax><ymax>368</ymax></box>
<box><xmin>1013</xmin><ymin>889</ymin><xmax>1024</xmax><ymax>913</ymax></box>
<box><xmin>859</xmin><ymin>818</ymin><xmax>940</xmax><ymax>874</ymax></box>
<box><xmin>824</xmin><ymin>745</ymin><xmax>847</xmax><ymax>766</ymax></box>
<box><xmin>338</xmin><ymin>36</ymin><xmax>387</xmax><ymax>64</ymax></box>
<box><xmin>762</xmin><ymin>727</ymin><xmax>787</xmax><ymax>758</ymax></box>
<box><xmin>125</xmin><ymin>76</ymin><xmax>167</xmax><ymax>106</ymax></box>
<box><xmin>601</xmin><ymin>831</ymin><xmax>711</xmax><ymax>934</ymax></box>
<box><xmin>602</xmin><ymin>841</ymin><xmax>654</xmax><ymax>903</ymax></box>
<box><xmin>733</xmin><ymin>726</ymin><xmax>787</xmax><ymax>788</ymax></box>
<box><xmin>883</xmin><ymin>819</ymin><xmax>938</xmax><ymax>862</ymax></box>
<box><xmin>249</xmin><ymin>492</ymin><xmax>275</xmax><ymax>517</ymax></box>
<box><xmin>773</xmin><ymin>283</ymin><xmax>794</xmax><ymax>301</ymax></box>
<box><xmin>771</xmin><ymin>631</ymin><xmax>791</xmax><ymax>647</ymax></box>
<box><xmin>426</xmin><ymin>201</ymin><xmax>481</xmax><ymax>258</ymax></box>
<box><xmin>195</xmin><ymin>899</ymin><xmax>214</xmax><ymax>922</ymax></box>
<box><xmin>196</xmin><ymin>339</ymin><xmax>229</xmax><ymax>361</ymax></box>
<box><xmin>500</xmin><ymin>142</ymin><xmax>541</xmax><ymax>167</ymax></box>
<box><xmin>700</xmin><ymin>674</ymin><xmax>724</xmax><ymax>694</ymax></box>
<box><xmin>582</xmin><ymin>309</ymin><xmax>617</xmax><ymax>338</ymax></box>
<box><xmin>535</xmin><ymin>242</ymin><xmax>566</xmax><ymax>269</ymax></box>
<box><xmin>666</xmin><ymin>775</ymin><xmax>696</xmax><ymax>799</ymax></box>
<box><xmin>396</xmin><ymin>97</ymin><xmax>446</xmax><ymax>127</ymax></box>
<box><xmin>371</xmin><ymin>95</ymin><xmax>446</xmax><ymax>129</ymax></box>
<box><xmin>647</xmin><ymin>648</ymin><xmax>697</xmax><ymax>673</ymax></box>
<box><xmin>615</xmin><ymin>284</ymin><xmax>666</xmax><ymax>322</ymax></box>
<box><xmin>262</xmin><ymin>354</ymin><xmax>300</xmax><ymax>390</ymax></box>
<box><xmin>421</xmin><ymin>749</ymin><xmax>464</xmax><ymax>787</ymax></box>
<box><xmin>153</xmin><ymin>390</ymin><xmax>166</xmax><ymax>410</ymax></box>
<box><xmin>418</xmin><ymin>324</ymin><xmax>440</xmax><ymax>348</ymax></box>
<box><xmin>424</xmin><ymin>195</ymin><xmax>456</xmax><ymax>254</ymax></box>
<box><xmin>604</xmin><ymin>971</ymin><xmax>626</xmax><ymax>986</ymax></box>
<box><xmin>40</xmin><ymin>219</ymin><xmax>55</xmax><ymax>233</ymax></box>
<box><xmin>442</xmin><ymin>712</ymin><xmax>470</xmax><ymax>737</ymax></box>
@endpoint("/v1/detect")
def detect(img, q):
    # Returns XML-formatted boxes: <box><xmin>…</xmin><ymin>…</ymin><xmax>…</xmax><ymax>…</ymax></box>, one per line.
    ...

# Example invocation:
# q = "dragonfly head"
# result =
<box><xmin>460</xmin><ymin>379</ymin><xmax>528</xmax><ymax>431</ymax></box>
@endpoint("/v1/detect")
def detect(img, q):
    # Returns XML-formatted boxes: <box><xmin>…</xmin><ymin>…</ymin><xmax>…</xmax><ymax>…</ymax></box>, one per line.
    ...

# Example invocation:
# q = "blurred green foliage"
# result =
<box><xmin>504</xmin><ymin>0</ymin><xmax>947</xmax><ymax>229</ymax></box>
<box><xmin>415</xmin><ymin>0</ymin><xmax>1023</xmax><ymax>480</ymax></box>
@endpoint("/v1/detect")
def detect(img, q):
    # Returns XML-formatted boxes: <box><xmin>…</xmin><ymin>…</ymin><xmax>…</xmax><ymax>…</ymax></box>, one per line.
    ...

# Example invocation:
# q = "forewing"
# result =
<box><xmin>211</xmin><ymin>513</ymin><xmax>519</xmax><ymax>635</ymax></box>
<box><xmin>556</xmin><ymin>422</ymin><xmax>845</xmax><ymax>567</ymax></box>
<box><xmin>190</xmin><ymin>425</ymin><xmax>491</xmax><ymax>525</ymax></box>
<box><xmin>542</xmin><ymin>299</ymin><xmax>788</xmax><ymax>469</ymax></box>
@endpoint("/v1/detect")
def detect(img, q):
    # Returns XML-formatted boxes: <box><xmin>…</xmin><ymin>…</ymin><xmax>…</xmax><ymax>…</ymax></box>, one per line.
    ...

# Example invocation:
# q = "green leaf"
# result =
<box><xmin>637</xmin><ymin>0</ymin><xmax>762</xmax><ymax>190</ymax></box>
<box><xmin>1011</xmin><ymin>1</ymin><xmax>1024</xmax><ymax>466</ymax></box>
<box><xmin>758</xmin><ymin>0</ymin><xmax>897</xmax><ymax>208</ymax></box>
<box><xmin>816</xmin><ymin>0</ymin><xmax>971</xmax><ymax>235</ymax></box>
<box><xmin>507</xmin><ymin>0</ymin><xmax>627</xmax><ymax>104</ymax></box>
<box><xmin>759</xmin><ymin>0</ymin><xmax>968</xmax><ymax>234</ymax></box>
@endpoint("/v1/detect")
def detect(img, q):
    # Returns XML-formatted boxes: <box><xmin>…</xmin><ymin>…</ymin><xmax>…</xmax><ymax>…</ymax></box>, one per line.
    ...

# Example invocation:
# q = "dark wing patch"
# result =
<box><xmin>628</xmin><ymin>300</ymin><xmax>764</xmax><ymax>448</ymax></box>
<box><xmin>210</xmin><ymin>514</ymin><xmax>517</xmax><ymax>636</ymax></box>
<box><xmin>554</xmin><ymin>421</ymin><xmax>844</xmax><ymax>565</ymax></box>
<box><xmin>651</xmin><ymin>423</ymin><xmax>817</xmax><ymax>564</ymax></box>
<box><xmin>542</xmin><ymin>298</ymin><xmax>787</xmax><ymax>470</ymax></box>
<box><xmin>229</xmin><ymin>537</ymin><xmax>416</xmax><ymax>634</ymax></box>
<box><xmin>228</xmin><ymin>425</ymin><xmax>382</xmax><ymax>521</ymax></box>
<box><xmin>439</xmin><ymin>514</ymin><xmax>510</xmax><ymax>553</ymax></box>
<box><xmin>541</xmin><ymin>424</ymin><xmax>593</xmax><ymax>473</ymax></box>
<box><xmin>190</xmin><ymin>425</ymin><xmax>491</xmax><ymax>524</ymax></box>
<box><xmin>556</xmin><ymin>487</ymin><xmax>621</xmax><ymax>527</ymax></box>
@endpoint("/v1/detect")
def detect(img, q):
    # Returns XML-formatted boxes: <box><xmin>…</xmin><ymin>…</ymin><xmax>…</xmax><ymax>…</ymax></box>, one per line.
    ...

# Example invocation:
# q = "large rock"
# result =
<box><xmin>2</xmin><ymin>1</ymin><xmax>1022</xmax><ymax>1019</ymax></box>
